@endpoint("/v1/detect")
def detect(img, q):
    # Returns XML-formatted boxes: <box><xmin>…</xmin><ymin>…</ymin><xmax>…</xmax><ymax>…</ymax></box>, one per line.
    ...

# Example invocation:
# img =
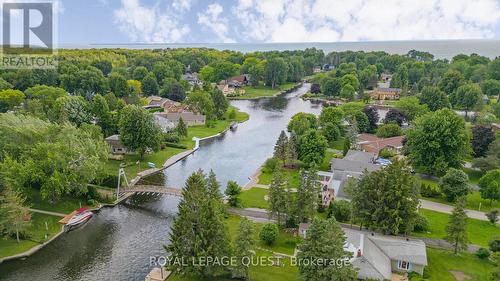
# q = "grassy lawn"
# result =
<box><xmin>463</xmin><ymin>167</ymin><xmax>484</xmax><ymax>184</ymax></box>
<box><xmin>414</xmin><ymin>209</ymin><xmax>500</xmax><ymax>247</ymax></box>
<box><xmin>319</xmin><ymin>150</ymin><xmax>339</xmax><ymax>171</ymax></box>
<box><xmin>258</xmin><ymin>167</ymin><xmax>300</xmax><ymax>188</ymax></box>
<box><xmin>25</xmin><ymin>188</ymin><xmax>89</xmax><ymax>214</ymax></box>
<box><xmin>103</xmin><ymin>107</ymin><xmax>249</xmax><ymax>180</ymax></box>
<box><xmin>232</xmin><ymin>83</ymin><xmax>297</xmax><ymax>99</ymax></box>
<box><xmin>330</xmin><ymin>137</ymin><xmax>345</xmax><ymax>151</ymax></box>
<box><xmin>240</xmin><ymin>187</ymin><xmax>269</xmax><ymax>209</ymax></box>
<box><xmin>0</xmin><ymin>213</ymin><xmax>62</xmax><ymax>258</ymax></box>
<box><xmin>418</xmin><ymin>176</ymin><xmax>499</xmax><ymax>212</ymax></box>
<box><xmin>424</xmin><ymin>247</ymin><xmax>495</xmax><ymax>281</ymax></box>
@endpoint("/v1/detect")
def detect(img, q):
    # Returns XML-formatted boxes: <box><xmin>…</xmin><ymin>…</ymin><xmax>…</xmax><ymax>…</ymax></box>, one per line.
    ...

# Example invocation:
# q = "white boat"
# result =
<box><xmin>64</xmin><ymin>209</ymin><xmax>93</xmax><ymax>231</ymax></box>
<box><xmin>229</xmin><ymin>121</ymin><xmax>238</xmax><ymax>130</ymax></box>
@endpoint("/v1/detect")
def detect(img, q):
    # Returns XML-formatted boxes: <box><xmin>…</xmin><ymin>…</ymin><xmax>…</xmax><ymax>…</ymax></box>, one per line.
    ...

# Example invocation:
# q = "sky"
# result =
<box><xmin>14</xmin><ymin>0</ymin><xmax>500</xmax><ymax>44</ymax></box>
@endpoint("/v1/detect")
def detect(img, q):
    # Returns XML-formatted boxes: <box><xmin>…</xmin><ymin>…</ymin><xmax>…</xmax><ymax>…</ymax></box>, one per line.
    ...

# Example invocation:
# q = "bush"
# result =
<box><xmin>476</xmin><ymin>248</ymin><xmax>491</xmax><ymax>259</ymax></box>
<box><xmin>420</xmin><ymin>183</ymin><xmax>442</xmax><ymax>198</ymax></box>
<box><xmin>378</xmin><ymin>148</ymin><xmax>396</xmax><ymax>159</ymax></box>
<box><xmin>262</xmin><ymin>157</ymin><xmax>279</xmax><ymax>174</ymax></box>
<box><xmin>162</xmin><ymin>132</ymin><xmax>180</xmax><ymax>143</ymax></box>
<box><xmin>487</xmin><ymin>209</ymin><xmax>499</xmax><ymax>224</ymax></box>
<box><xmin>260</xmin><ymin>223</ymin><xmax>279</xmax><ymax>245</ymax></box>
<box><xmin>413</xmin><ymin>214</ymin><xmax>429</xmax><ymax>232</ymax></box>
<box><xmin>489</xmin><ymin>237</ymin><xmax>500</xmax><ymax>252</ymax></box>
<box><xmin>327</xmin><ymin>200</ymin><xmax>352</xmax><ymax>222</ymax></box>
<box><xmin>376</xmin><ymin>123</ymin><xmax>403</xmax><ymax>138</ymax></box>
<box><xmin>164</xmin><ymin>142</ymin><xmax>188</xmax><ymax>149</ymax></box>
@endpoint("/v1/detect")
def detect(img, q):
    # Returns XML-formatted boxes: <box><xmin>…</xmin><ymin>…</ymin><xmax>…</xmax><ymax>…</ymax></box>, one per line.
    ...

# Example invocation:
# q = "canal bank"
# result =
<box><xmin>0</xmin><ymin>83</ymin><xmax>322</xmax><ymax>281</ymax></box>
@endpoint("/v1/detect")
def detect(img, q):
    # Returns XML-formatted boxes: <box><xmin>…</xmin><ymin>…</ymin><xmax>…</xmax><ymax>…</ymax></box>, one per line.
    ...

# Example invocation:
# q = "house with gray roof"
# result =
<box><xmin>105</xmin><ymin>134</ymin><xmax>128</xmax><ymax>154</ymax></box>
<box><xmin>298</xmin><ymin>226</ymin><xmax>428</xmax><ymax>280</ymax></box>
<box><xmin>153</xmin><ymin>113</ymin><xmax>176</xmax><ymax>133</ymax></box>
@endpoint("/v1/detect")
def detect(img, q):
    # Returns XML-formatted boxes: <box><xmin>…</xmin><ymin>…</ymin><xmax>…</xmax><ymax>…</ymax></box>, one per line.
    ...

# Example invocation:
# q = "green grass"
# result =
<box><xmin>25</xmin><ymin>188</ymin><xmax>89</xmax><ymax>214</ymax></box>
<box><xmin>0</xmin><ymin>213</ymin><xmax>62</xmax><ymax>258</ymax></box>
<box><xmin>104</xmin><ymin>107</ymin><xmax>249</xmax><ymax>180</ymax></box>
<box><xmin>258</xmin><ymin>168</ymin><xmax>300</xmax><ymax>188</ymax></box>
<box><xmin>463</xmin><ymin>167</ymin><xmax>484</xmax><ymax>184</ymax></box>
<box><xmin>414</xmin><ymin>209</ymin><xmax>500</xmax><ymax>247</ymax></box>
<box><xmin>319</xmin><ymin>150</ymin><xmax>338</xmax><ymax>171</ymax></box>
<box><xmin>330</xmin><ymin>137</ymin><xmax>345</xmax><ymax>151</ymax></box>
<box><xmin>232</xmin><ymin>83</ymin><xmax>297</xmax><ymax>99</ymax></box>
<box><xmin>240</xmin><ymin>187</ymin><xmax>269</xmax><ymax>209</ymax></box>
<box><xmin>424</xmin><ymin>247</ymin><xmax>495</xmax><ymax>281</ymax></box>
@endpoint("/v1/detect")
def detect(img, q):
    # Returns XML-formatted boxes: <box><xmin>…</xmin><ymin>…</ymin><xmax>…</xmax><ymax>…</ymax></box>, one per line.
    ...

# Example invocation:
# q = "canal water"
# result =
<box><xmin>0</xmin><ymin>83</ymin><xmax>322</xmax><ymax>281</ymax></box>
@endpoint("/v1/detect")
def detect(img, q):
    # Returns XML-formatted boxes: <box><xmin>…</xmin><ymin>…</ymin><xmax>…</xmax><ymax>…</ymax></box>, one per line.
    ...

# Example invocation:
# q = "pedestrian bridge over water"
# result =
<box><xmin>119</xmin><ymin>185</ymin><xmax>183</xmax><ymax>198</ymax></box>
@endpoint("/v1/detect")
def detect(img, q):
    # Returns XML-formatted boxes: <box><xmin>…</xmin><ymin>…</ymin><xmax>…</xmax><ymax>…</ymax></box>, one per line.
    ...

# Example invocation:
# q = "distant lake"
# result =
<box><xmin>62</xmin><ymin>39</ymin><xmax>500</xmax><ymax>59</ymax></box>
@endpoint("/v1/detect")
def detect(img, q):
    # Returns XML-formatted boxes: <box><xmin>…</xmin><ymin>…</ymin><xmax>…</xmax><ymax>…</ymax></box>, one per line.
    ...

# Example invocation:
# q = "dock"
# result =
<box><xmin>58</xmin><ymin>210</ymin><xmax>78</xmax><ymax>224</ymax></box>
<box><xmin>145</xmin><ymin>267</ymin><xmax>171</xmax><ymax>281</ymax></box>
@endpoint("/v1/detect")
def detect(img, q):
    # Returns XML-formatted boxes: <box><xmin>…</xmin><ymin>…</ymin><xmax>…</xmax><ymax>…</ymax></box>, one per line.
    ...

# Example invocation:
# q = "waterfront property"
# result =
<box><xmin>105</xmin><ymin>134</ymin><xmax>128</xmax><ymax>154</ymax></box>
<box><xmin>146</xmin><ymin>95</ymin><xmax>206</xmax><ymax>126</ymax></box>
<box><xmin>355</xmin><ymin>133</ymin><xmax>405</xmax><ymax>155</ymax></box>
<box><xmin>298</xmin><ymin>225</ymin><xmax>428</xmax><ymax>280</ymax></box>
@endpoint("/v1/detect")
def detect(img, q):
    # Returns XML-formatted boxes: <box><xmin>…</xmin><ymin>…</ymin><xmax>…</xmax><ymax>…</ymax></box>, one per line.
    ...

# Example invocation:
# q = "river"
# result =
<box><xmin>0</xmin><ymin>83</ymin><xmax>322</xmax><ymax>281</ymax></box>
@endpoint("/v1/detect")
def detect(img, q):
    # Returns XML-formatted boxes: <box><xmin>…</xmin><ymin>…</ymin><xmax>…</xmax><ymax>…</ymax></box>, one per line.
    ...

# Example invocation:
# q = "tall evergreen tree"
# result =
<box><xmin>268</xmin><ymin>170</ymin><xmax>288</xmax><ymax>226</ymax></box>
<box><xmin>166</xmin><ymin>170</ymin><xmax>231</xmax><ymax>277</ymax></box>
<box><xmin>207</xmin><ymin>169</ymin><xmax>222</xmax><ymax>201</ymax></box>
<box><xmin>297</xmin><ymin>218</ymin><xmax>358</xmax><ymax>281</ymax></box>
<box><xmin>225</xmin><ymin>181</ymin><xmax>242</xmax><ymax>207</ymax></box>
<box><xmin>296</xmin><ymin>168</ymin><xmax>320</xmax><ymax>223</ymax></box>
<box><xmin>445</xmin><ymin>197</ymin><xmax>469</xmax><ymax>254</ymax></box>
<box><xmin>273</xmin><ymin>130</ymin><xmax>288</xmax><ymax>165</ymax></box>
<box><xmin>285</xmin><ymin>134</ymin><xmax>298</xmax><ymax>168</ymax></box>
<box><xmin>176</xmin><ymin>117</ymin><xmax>188</xmax><ymax>138</ymax></box>
<box><xmin>232</xmin><ymin>218</ymin><xmax>254</xmax><ymax>280</ymax></box>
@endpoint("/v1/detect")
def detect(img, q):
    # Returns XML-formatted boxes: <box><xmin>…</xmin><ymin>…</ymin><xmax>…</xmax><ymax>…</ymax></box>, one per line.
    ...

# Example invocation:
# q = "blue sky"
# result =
<box><xmin>53</xmin><ymin>0</ymin><xmax>500</xmax><ymax>44</ymax></box>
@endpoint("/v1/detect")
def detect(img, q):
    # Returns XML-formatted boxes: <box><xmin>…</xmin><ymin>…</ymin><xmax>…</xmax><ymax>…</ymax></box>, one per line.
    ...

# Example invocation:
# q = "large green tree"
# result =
<box><xmin>264</xmin><ymin>57</ymin><xmax>288</xmax><ymax>88</ymax></box>
<box><xmin>0</xmin><ymin>89</ymin><xmax>24</xmax><ymax>113</ymax></box>
<box><xmin>405</xmin><ymin>109</ymin><xmax>470</xmax><ymax>176</ymax></box>
<box><xmin>118</xmin><ymin>105</ymin><xmax>161</xmax><ymax>159</ymax></box>
<box><xmin>419</xmin><ymin>86</ymin><xmax>449</xmax><ymax>111</ymax></box>
<box><xmin>445</xmin><ymin>197</ymin><xmax>469</xmax><ymax>254</ymax></box>
<box><xmin>478</xmin><ymin>170</ymin><xmax>500</xmax><ymax>204</ymax></box>
<box><xmin>297</xmin><ymin>129</ymin><xmax>328</xmax><ymax>166</ymax></box>
<box><xmin>439</xmin><ymin>168</ymin><xmax>470</xmax><ymax>202</ymax></box>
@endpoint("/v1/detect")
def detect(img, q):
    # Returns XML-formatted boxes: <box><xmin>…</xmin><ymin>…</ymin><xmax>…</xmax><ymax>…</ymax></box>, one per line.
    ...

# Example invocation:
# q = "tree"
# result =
<box><xmin>445</xmin><ymin>197</ymin><xmax>469</xmax><ymax>254</ymax></box>
<box><xmin>210</xmin><ymin>89</ymin><xmax>229</xmax><ymax>119</ymax></box>
<box><xmin>376</xmin><ymin>123</ymin><xmax>403</xmax><ymax>138</ymax></box>
<box><xmin>259</xmin><ymin>223</ymin><xmax>278</xmax><ymax>245</ymax></box>
<box><xmin>273</xmin><ymin>130</ymin><xmax>288</xmax><ymax>164</ymax></box>
<box><xmin>419</xmin><ymin>86</ymin><xmax>449</xmax><ymax>111</ymax></box>
<box><xmin>321</xmin><ymin>77</ymin><xmax>342</xmax><ymax>97</ymax></box>
<box><xmin>405</xmin><ymin>109</ymin><xmax>470</xmax><ymax>176</ymax></box>
<box><xmin>439</xmin><ymin>70</ymin><xmax>465</xmax><ymax>94</ymax></box>
<box><xmin>264</xmin><ymin>57</ymin><xmax>288</xmax><ymax>88</ymax></box>
<box><xmin>108</xmin><ymin>72</ymin><xmax>128</xmax><ymax>97</ymax></box>
<box><xmin>91</xmin><ymin>60</ymin><xmax>112</xmax><ymax>76</ymax></box>
<box><xmin>440</xmin><ymin>168</ymin><xmax>470</xmax><ymax>202</ymax></box>
<box><xmin>141</xmin><ymin>72</ymin><xmax>159</xmax><ymax>96</ymax></box>
<box><xmin>287</xmin><ymin>112</ymin><xmax>318</xmax><ymax>135</ymax></box>
<box><xmin>91</xmin><ymin>94</ymin><xmax>114</xmax><ymax>136</ymax></box>
<box><xmin>52</xmin><ymin>95</ymin><xmax>91</xmax><ymax>126</ymax></box>
<box><xmin>340</xmin><ymin>84</ymin><xmax>355</xmax><ymax>100</ymax></box>
<box><xmin>0</xmin><ymin>89</ymin><xmax>25</xmax><ymax>113</ymax></box>
<box><xmin>391</xmin><ymin>64</ymin><xmax>409</xmax><ymax>89</ymax></box>
<box><xmin>0</xmin><ymin>77</ymin><xmax>13</xmax><ymax>90</ymax></box>
<box><xmin>479</xmin><ymin>170</ymin><xmax>500</xmax><ymax>204</ymax></box>
<box><xmin>285</xmin><ymin>134</ymin><xmax>298</xmax><ymax>168</ymax></box>
<box><xmin>268</xmin><ymin>169</ymin><xmax>288</xmax><ymax>225</ymax></box>
<box><xmin>395</xmin><ymin>96</ymin><xmax>428</xmax><ymax>121</ymax></box>
<box><xmin>132</xmin><ymin>66</ymin><xmax>149</xmax><ymax>81</ymax></box>
<box><xmin>486</xmin><ymin>209</ymin><xmax>499</xmax><ymax>224</ymax></box>
<box><xmin>310</xmin><ymin>83</ymin><xmax>321</xmax><ymax>94</ymax></box>
<box><xmin>232</xmin><ymin>218</ymin><xmax>254</xmax><ymax>279</ymax></box>
<box><xmin>481</xmin><ymin>79</ymin><xmax>500</xmax><ymax>97</ymax></box>
<box><xmin>207</xmin><ymin>170</ymin><xmax>223</xmax><ymax>202</ymax></box>
<box><xmin>343</xmin><ymin>137</ymin><xmax>351</xmax><ymax>156</ymax></box>
<box><xmin>298</xmin><ymin>129</ymin><xmax>328</xmax><ymax>166</ymax></box>
<box><xmin>451</xmin><ymin>83</ymin><xmax>483</xmax><ymax>116</ymax></box>
<box><xmin>127</xmin><ymin>79</ymin><xmax>142</xmax><ymax>96</ymax></box>
<box><xmin>175</xmin><ymin>117</ymin><xmax>188</xmax><ymax>138</ymax></box>
<box><xmin>471</xmin><ymin>125</ymin><xmax>495</xmax><ymax>157</ymax></box>
<box><xmin>319</xmin><ymin>107</ymin><xmax>343</xmax><ymax>127</ymax></box>
<box><xmin>209</xmin><ymin>60</ymin><xmax>239</xmax><ymax>82</ymax></box>
<box><xmin>296</xmin><ymin>218</ymin><xmax>358</xmax><ymax>281</ymax></box>
<box><xmin>296</xmin><ymin>168</ymin><xmax>320</xmax><ymax>223</ymax></box>
<box><xmin>362</xmin><ymin>106</ymin><xmax>379</xmax><ymax>132</ymax></box>
<box><xmin>322</xmin><ymin>122</ymin><xmax>341</xmax><ymax>144</ymax></box>
<box><xmin>351</xmin><ymin>160</ymin><xmax>420</xmax><ymax>235</ymax></box>
<box><xmin>166</xmin><ymin>170</ymin><xmax>231</xmax><ymax>277</ymax></box>
<box><xmin>0</xmin><ymin>187</ymin><xmax>31</xmax><ymax>243</ymax></box>
<box><xmin>199</xmin><ymin>65</ymin><xmax>216</xmax><ymax>82</ymax></box>
<box><xmin>384</xmin><ymin>108</ymin><xmax>407</xmax><ymax>126</ymax></box>
<box><xmin>119</xmin><ymin>105</ymin><xmax>161</xmax><ymax>159</ymax></box>
<box><xmin>186</xmin><ymin>91</ymin><xmax>215</xmax><ymax>119</ymax></box>
<box><xmin>225</xmin><ymin>180</ymin><xmax>242</xmax><ymax>207</ymax></box>
<box><xmin>327</xmin><ymin>200</ymin><xmax>352</xmax><ymax>222</ymax></box>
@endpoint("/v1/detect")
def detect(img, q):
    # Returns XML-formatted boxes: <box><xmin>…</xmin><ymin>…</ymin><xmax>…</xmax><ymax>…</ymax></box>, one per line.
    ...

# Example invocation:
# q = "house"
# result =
<box><xmin>105</xmin><ymin>134</ymin><xmax>128</xmax><ymax>154</ymax></box>
<box><xmin>328</xmin><ymin>150</ymin><xmax>381</xmax><ymax>199</ymax></box>
<box><xmin>313</xmin><ymin>66</ymin><xmax>322</xmax><ymax>73</ymax></box>
<box><xmin>181</xmin><ymin>72</ymin><xmax>202</xmax><ymax>87</ymax></box>
<box><xmin>317</xmin><ymin>171</ymin><xmax>335</xmax><ymax>206</ymax></box>
<box><xmin>145</xmin><ymin>96</ymin><xmax>184</xmax><ymax>112</ymax></box>
<box><xmin>226</xmin><ymin>74</ymin><xmax>250</xmax><ymax>87</ymax></box>
<box><xmin>216</xmin><ymin>83</ymin><xmax>245</xmax><ymax>96</ymax></box>
<box><xmin>380</xmin><ymin>73</ymin><xmax>392</xmax><ymax>83</ymax></box>
<box><xmin>298</xmin><ymin>226</ymin><xmax>428</xmax><ymax>280</ymax></box>
<box><xmin>157</xmin><ymin>111</ymin><xmax>206</xmax><ymax>126</ymax></box>
<box><xmin>153</xmin><ymin>113</ymin><xmax>176</xmax><ymax>133</ymax></box>
<box><xmin>356</xmin><ymin>133</ymin><xmax>405</xmax><ymax>155</ymax></box>
<box><xmin>370</xmin><ymin>88</ymin><xmax>401</xmax><ymax>100</ymax></box>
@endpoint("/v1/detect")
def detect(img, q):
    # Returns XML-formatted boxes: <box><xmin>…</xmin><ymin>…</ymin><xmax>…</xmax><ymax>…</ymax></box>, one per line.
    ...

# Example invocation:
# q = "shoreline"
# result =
<box><xmin>227</xmin><ymin>82</ymin><xmax>303</xmax><ymax>100</ymax></box>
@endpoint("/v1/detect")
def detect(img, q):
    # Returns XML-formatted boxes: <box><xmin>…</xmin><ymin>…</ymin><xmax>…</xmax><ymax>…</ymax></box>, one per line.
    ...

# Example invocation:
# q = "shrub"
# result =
<box><xmin>420</xmin><ymin>183</ymin><xmax>442</xmax><ymax>198</ymax></box>
<box><xmin>327</xmin><ymin>200</ymin><xmax>352</xmax><ymax>222</ymax></box>
<box><xmin>263</xmin><ymin>157</ymin><xmax>279</xmax><ymax>174</ymax></box>
<box><xmin>487</xmin><ymin>209</ymin><xmax>499</xmax><ymax>224</ymax></box>
<box><xmin>413</xmin><ymin>214</ymin><xmax>429</xmax><ymax>232</ymax></box>
<box><xmin>489</xmin><ymin>237</ymin><xmax>500</xmax><ymax>252</ymax></box>
<box><xmin>164</xmin><ymin>142</ymin><xmax>188</xmax><ymax>149</ymax></box>
<box><xmin>162</xmin><ymin>132</ymin><xmax>180</xmax><ymax>143</ymax></box>
<box><xmin>476</xmin><ymin>248</ymin><xmax>491</xmax><ymax>259</ymax></box>
<box><xmin>378</xmin><ymin>148</ymin><xmax>396</xmax><ymax>159</ymax></box>
<box><xmin>376</xmin><ymin>123</ymin><xmax>403</xmax><ymax>138</ymax></box>
<box><xmin>260</xmin><ymin>223</ymin><xmax>279</xmax><ymax>245</ymax></box>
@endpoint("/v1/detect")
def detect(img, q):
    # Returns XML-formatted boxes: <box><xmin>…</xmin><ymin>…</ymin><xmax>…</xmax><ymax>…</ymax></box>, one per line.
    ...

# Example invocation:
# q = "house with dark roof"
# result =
<box><xmin>105</xmin><ymin>134</ymin><xmax>128</xmax><ymax>154</ymax></box>
<box><xmin>181</xmin><ymin>72</ymin><xmax>202</xmax><ymax>87</ymax></box>
<box><xmin>298</xmin><ymin>226</ymin><xmax>428</xmax><ymax>280</ymax></box>
<box><xmin>226</xmin><ymin>74</ymin><xmax>250</xmax><ymax>87</ymax></box>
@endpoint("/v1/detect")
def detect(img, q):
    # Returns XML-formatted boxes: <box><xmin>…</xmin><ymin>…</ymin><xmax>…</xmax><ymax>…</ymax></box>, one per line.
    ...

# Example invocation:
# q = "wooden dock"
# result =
<box><xmin>58</xmin><ymin>210</ymin><xmax>78</xmax><ymax>224</ymax></box>
<box><xmin>145</xmin><ymin>267</ymin><xmax>171</xmax><ymax>281</ymax></box>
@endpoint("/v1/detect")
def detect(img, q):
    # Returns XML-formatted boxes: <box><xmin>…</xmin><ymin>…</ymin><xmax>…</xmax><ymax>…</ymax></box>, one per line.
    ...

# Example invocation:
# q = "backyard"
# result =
<box><xmin>230</xmin><ymin>83</ymin><xmax>297</xmax><ymax>99</ymax></box>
